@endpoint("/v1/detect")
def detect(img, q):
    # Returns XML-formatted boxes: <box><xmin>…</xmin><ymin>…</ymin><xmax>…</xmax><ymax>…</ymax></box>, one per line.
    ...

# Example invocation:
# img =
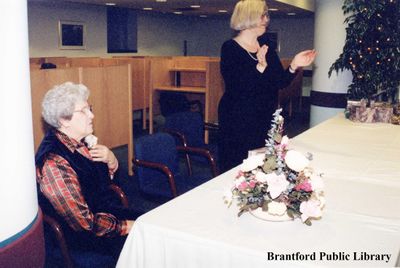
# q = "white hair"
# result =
<box><xmin>41</xmin><ymin>82</ymin><xmax>89</xmax><ymax>128</ymax></box>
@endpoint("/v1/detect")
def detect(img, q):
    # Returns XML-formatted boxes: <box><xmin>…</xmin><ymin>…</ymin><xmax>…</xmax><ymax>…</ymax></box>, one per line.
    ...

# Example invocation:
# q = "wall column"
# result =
<box><xmin>0</xmin><ymin>1</ymin><xmax>45</xmax><ymax>267</ymax></box>
<box><xmin>310</xmin><ymin>0</ymin><xmax>352</xmax><ymax>127</ymax></box>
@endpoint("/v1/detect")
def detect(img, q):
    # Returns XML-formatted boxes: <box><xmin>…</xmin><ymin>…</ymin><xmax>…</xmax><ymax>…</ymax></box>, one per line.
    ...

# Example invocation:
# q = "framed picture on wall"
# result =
<box><xmin>58</xmin><ymin>20</ymin><xmax>86</xmax><ymax>50</ymax></box>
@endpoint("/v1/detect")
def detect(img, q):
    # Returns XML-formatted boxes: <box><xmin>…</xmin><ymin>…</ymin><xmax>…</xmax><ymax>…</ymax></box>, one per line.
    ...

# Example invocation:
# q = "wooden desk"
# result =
<box><xmin>148</xmin><ymin>59</ymin><xmax>223</xmax><ymax>144</ymax></box>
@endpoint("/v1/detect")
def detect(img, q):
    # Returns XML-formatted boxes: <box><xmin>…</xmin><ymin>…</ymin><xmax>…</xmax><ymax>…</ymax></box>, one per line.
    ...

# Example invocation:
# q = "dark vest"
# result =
<box><xmin>35</xmin><ymin>130</ymin><xmax>130</xmax><ymax>249</ymax></box>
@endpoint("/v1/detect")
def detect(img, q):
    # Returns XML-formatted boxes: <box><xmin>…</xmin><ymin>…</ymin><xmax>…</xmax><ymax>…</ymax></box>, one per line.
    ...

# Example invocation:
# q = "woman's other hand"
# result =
<box><xmin>290</xmin><ymin>49</ymin><xmax>316</xmax><ymax>70</ymax></box>
<box><xmin>256</xmin><ymin>44</ymin><xmax>269</xmax><ymax>72</ymax></box>
<box><xmin>90</xmin><ymin>144</ymin><xmax>118</xmax><ymax>170</ymax></box>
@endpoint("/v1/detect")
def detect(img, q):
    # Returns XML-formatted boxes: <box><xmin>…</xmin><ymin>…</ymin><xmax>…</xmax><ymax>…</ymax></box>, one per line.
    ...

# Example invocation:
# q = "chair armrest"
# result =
<box><xmin>176</xmin><ymin>146</ymin><xmax>218</xmax><ymax>177</ymax></box>
<box><xmin>162</xmin><ymin>128</ymin><xmax>193</xmax><ymax>176</ymax></box>
<box><xmin>108</xmin><ymin>184</ymin><xmax>129</xmax><ymax>208</ymax></box>
<box><xmin>163</xmin><ymin>128</ymin><xmax>188</xmax><ymax>147</ymax></box>
<box><xmin>42</xmin><ymin>214</ymin><xmax>74</xmax><ymax>268</ymax></box>
<box><xmin>133</xmin><ymin>158</ymin><xmax>178</xmax><ymax>197</ymax></box>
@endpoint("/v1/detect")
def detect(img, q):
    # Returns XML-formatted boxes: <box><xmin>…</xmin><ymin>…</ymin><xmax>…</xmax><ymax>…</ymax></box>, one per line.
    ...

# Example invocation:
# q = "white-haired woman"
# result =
<box><xmin>35</xmin><ymin>82</ymin><xmax>134</xmax><ymax>264</ymax></box>
<box><xmin>218</xmin><ymin>0</ymin><xmax>316</xmax><ymax>172</ymax></box>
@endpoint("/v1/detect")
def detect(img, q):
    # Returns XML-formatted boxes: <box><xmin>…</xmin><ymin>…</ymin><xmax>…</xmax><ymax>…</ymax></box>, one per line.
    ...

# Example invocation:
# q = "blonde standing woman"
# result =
<box><xmin>218</xmin><ymin>0</ymin><xmax>316</xmax><ymax>172</ymax></box>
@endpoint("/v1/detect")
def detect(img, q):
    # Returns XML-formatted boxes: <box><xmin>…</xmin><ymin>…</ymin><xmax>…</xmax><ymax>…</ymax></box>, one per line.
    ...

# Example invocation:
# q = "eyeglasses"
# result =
<box><xmin>261</xmin><ymin>11</ymin><xmax>270</xmax><ymax>20</ymax></box>
<box><xmin>73</xmin><ymin>105</ymin><xmax>93</xmax><ymax>115</ymax></box>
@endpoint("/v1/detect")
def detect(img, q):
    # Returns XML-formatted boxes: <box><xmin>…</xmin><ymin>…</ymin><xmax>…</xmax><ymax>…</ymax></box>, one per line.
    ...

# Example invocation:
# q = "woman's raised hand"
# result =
<box><xmin>256</xmin><ymin>44</ymin><xmax>269</xmax><ymax>72</ymax></box>
<box><xmin>290</xmin><ymin>49</ymin><xmax>316</xmax><ymax>70</ymax></box>
<box><xmin>89</xmin><ymin>144</ymin><xmax>118</xmax><ymax>170</ymax></box>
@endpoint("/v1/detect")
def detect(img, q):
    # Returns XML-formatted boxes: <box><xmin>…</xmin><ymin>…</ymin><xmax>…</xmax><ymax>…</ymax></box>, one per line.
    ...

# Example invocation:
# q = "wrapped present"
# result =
<box><xmin>346</xmin><ymin>99</ymin><xmax>393</xmax><ymax>123</ymax></box>
<box><xmin>391</xmin><ymin>103</ymin><xmax>400</xmax><ymax>125</ymax></box>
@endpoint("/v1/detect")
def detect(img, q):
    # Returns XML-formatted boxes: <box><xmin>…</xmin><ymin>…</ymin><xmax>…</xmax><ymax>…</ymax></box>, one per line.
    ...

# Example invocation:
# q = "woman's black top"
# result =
<box><xmin>218</xmin><ymin>38</ymin><xmax>296</xmax><ymax>172</ymax></box>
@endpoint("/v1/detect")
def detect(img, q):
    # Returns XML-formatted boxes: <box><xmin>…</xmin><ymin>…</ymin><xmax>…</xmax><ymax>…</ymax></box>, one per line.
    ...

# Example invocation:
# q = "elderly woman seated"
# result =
<box><xmin>35</xmin><ymin>82</ymin><xmax>134</xmax><ymax>264</ymax></box>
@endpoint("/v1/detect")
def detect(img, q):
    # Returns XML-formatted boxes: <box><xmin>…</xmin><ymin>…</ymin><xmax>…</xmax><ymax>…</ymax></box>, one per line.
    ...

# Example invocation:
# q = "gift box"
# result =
<box><xmin>346</xmin><ymin>99</ymin><xmax>393</xmax><ymax>123</ymax></box>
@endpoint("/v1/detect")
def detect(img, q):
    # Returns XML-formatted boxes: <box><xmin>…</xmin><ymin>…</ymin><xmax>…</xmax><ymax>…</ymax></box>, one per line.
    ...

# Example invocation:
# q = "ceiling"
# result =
<box><xmin>28</xmin><ymin>0</ymin><xmax>315</xmax><ymax>18</ymax></box>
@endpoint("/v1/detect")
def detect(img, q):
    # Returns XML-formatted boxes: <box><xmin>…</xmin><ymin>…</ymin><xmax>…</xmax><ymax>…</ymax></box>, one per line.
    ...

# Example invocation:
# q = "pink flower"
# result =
<box><xmin>277</xmin><ymin>135</ymin><xmax>289</xmax><ymax>150</ymax></box>
<box><xmin>248</xmin><ymin>180</ymin><xmax>257</xmax><ymax>188</ymax></box>
<box><xmin>237</xmin><ymin>181</ymin><xmax>248</xmax><ymax>191</ymax></box>
<box><xmin>295</xmin><ymin>180</ymin><xmax>312</xmax><ymax>192</ymax></box>
<box><xmin>265</xmin><ymin>173</ymin><xmax>289</xmax><ymax>199</ymax></box>
<box><xmin>300</xmin><ymin>199</ymin><xmax>322</xmax><ymax>222</ymax></box>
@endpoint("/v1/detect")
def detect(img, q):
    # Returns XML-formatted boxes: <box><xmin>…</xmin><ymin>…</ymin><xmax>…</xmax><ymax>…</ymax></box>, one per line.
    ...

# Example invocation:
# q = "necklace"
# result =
<box><xmin>247</xmin><ymin>50</ymin><xmax>258</xmax><ymax>61</ymax></box>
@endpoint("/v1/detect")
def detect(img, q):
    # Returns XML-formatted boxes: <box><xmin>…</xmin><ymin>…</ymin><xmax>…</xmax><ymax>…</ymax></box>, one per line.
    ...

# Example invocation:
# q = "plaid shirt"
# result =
<box><xmin>36</xmin><ymin>131</ymin><xmax>128</xmax><ymax>236</ymax></box>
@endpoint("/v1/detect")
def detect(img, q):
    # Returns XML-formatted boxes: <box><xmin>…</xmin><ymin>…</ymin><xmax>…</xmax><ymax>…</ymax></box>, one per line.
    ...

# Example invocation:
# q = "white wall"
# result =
<box><xmin>28</xmin><ymin>2</ymin><xmax>314</xmax><ymax>58</ymax></box>
<box><xmin>28</xmin><ymin>2</ymin><xmax>107</xmax><ymax>57</ymax></box>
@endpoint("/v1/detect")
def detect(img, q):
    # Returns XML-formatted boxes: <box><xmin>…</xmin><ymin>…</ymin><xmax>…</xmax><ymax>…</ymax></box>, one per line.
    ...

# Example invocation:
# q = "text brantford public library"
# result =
<box><xmin>266</xmin><ymin>251</ymin><xmax>391</xmax><ymax>263</ymax></box>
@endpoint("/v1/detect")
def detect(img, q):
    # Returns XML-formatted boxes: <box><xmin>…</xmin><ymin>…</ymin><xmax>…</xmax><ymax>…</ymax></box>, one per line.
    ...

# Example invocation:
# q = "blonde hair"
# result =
<box><xmin>230</xmin><ymin>0</ymin><xmax>268</xmax><ymax>31</ymax></box>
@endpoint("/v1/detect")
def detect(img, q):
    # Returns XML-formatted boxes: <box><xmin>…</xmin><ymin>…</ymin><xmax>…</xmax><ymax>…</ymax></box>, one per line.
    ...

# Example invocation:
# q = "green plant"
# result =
<box><xmin>328</xmin><ymin>0</ymin><xmax>400</xmax><ymax>101</ymax></box>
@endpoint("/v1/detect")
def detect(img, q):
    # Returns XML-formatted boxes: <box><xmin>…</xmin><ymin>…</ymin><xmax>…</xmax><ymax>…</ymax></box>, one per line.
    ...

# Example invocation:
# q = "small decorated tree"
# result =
<box><xmin>329</xmin><ymin>0</ymin><xmax>400</xmax><ymax>102</ymax></box>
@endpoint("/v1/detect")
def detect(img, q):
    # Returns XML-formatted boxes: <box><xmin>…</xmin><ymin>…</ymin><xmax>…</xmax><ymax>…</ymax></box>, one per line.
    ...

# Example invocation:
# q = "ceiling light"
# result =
<box><xmin>287</xmin><ymin>12</ymin><xmax>296</xmax><ymax>16</ymax></box>
<box><xmin>173</xmin><ymin>11</ymin><xmax>182</xmax><ymax>15</ymax></box>
<box><xmin>105</xmin><ymin>2</ymin><xmax>116</xmax><ymax>6</ymax></box>
<box><xmin>269</xmin><ymin>8</ymin><xmax>278</xmax><ymax>11</ymax></box>
<box><xmin>156</xmin><ymin>0</ymin><xmax>167</xmax><ymax>2</ymax></box>
<box><xmin>190</xmin><ymin>5</ymin><xmax>201</xmax><ymax>8</ymax></box>
<box><xmin>143</xmin><ymin>7</ymin><xmax>153</xmax><ymax>10</ymax></box>
<box><xmin>218</xmin><ymin>10</ymin><xmax>228</xmax><ymax>13</ymax></box>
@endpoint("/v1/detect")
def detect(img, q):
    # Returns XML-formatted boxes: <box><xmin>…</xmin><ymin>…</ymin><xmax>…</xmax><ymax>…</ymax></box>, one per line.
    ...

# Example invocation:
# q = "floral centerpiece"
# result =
<box><xmin>224</xmin><ymin>109</ymin><xmax>325</xmax><ymax>225</ymax></box>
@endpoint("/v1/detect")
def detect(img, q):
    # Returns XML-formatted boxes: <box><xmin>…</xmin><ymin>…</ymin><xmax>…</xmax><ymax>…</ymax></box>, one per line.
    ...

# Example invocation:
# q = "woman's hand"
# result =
<box><xmin>290</xmin><ymin>49</ymin><xmax>317</xmax><ymax>71</ymax></box>
<box><xmin>89</xmin><ymin>144</ymin><xmax>118</xmax><ymax>170</ymax></box>
<box><xmin>126</xmin><ymin>220</ymin><xmax>134</xmax><ymax>234</ymax></box>
<box><xmin>256</xmin><ymin>44</ymin><xmax>269</xmax><ymax>72</ymax></box>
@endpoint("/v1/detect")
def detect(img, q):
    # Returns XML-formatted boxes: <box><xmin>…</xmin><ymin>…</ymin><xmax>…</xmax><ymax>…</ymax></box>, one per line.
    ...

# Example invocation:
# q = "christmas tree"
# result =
<box><xmin>329</xmin><ymin>0</ymin><xmax>400</xmax><ymax>101</ymax></box>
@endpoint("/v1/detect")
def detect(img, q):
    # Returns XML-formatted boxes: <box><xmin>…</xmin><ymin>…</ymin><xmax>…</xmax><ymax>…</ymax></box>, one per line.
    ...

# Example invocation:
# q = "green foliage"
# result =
<box><xmin>329</xmin><ymin>0</ymin><xmax>400</xmax><ymax>101</ymax></box>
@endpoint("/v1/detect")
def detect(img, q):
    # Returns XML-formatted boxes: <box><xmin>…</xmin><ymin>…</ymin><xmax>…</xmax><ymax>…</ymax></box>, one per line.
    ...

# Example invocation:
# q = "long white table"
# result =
<box><xmin>117</xmin><ymin>114</ymin><xmax>400</xmax><ymax>267</ymax></box>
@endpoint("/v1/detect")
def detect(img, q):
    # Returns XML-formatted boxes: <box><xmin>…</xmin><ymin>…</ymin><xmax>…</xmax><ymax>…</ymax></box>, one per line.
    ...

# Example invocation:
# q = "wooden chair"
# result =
<box><xmin>42</xmin><ymin>184</ymin><xmax>129</xmax><ymax>268</ymax></box>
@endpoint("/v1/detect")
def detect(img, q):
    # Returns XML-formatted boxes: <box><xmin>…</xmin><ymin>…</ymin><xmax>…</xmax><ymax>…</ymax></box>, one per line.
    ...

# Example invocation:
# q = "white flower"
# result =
<box><xmin>300</xmin><ymin>199</ymin><xmax>322</xmax><ymax>222</ymax></box>
<box><xmin>84</xmin><ymin>134</ymin><xmax>98</xmax><ymax>149</ymax></box>
<box><xmin>310</xmin><ymin>174</ymin><xmax>324</xmax><ymax>192</ymax></box>
<box><xmin>285</xmin><ymin>150</ymin><xmax>309</xmax><ymax>172</ymax></box>
<box><xmin>241</xmin><ymin>154</ymin><xmax>264</xmax><ymax>172</ymax></box>
<box><xmin>268</xmin><ymin>201</ymin><xmax>287</xmax><ymax>216</ymax></box>
<box><xmin>281</xmin><ymin>135</ymin><xmax>289</xmax><ymax>146</ymax></box>
<box><xmin>303</xmin><ymin>167</ymin><xmax>313</xmax><ymax>178</ymax></box>
<box><xmin>315</xmin><ymin>193</ymin><xmax>326</xmax><ymax>209</ymax></box>
<box><xmin>254</xmin><ymin>171</ymin><xmax>269</xmax><ymax>183</ymax></box>
<box><xmin>265</xmin><ymin>173</ymin><xmax>289</xmax><ymax>199</ymax></box>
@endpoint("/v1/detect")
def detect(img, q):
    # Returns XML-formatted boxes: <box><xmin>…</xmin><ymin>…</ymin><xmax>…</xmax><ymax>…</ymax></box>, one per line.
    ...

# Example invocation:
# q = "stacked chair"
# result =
<box><xmin>133</xmin><ymin>132</ymin><xmax>217</xmax><ymax>201</ymax></box>
<box><xmin>163</xmin><ymin>111</ymin><xmax>219</xmax><ymax>175</ymax></box>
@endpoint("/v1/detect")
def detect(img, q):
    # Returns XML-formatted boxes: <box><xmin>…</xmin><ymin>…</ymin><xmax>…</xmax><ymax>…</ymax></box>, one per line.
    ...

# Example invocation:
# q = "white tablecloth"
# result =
<box><xmin>117</xmin><ymin>114</ymin><xmax>400</xmax><ymax>267</ymax></box>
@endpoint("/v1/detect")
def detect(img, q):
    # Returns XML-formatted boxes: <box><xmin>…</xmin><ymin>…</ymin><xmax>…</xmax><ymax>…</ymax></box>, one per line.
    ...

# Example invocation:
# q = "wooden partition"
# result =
<box><xmin>69</xmin><ymin>57</ymin><xmax>102</xmax><ymax>67</ymax></box>
<box><xmin>149</xmin><ymin>57</ymin><xmax>224</xmax><ymax>143</ymax></box>
<box><xmin>30</xmin><ymin>64</ymin><xmax>134</xmax><ymax>175</ymax></box>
